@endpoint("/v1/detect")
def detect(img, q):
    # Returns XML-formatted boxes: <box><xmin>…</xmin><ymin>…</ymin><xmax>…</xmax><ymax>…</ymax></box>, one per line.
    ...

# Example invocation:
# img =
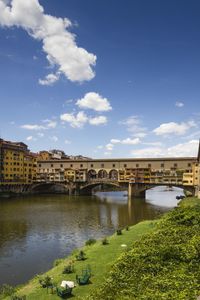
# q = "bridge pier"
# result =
<box><xmin>128</xmin><ymin>183</ymin><xmax>145</xmax><ymax>198</ymax></box>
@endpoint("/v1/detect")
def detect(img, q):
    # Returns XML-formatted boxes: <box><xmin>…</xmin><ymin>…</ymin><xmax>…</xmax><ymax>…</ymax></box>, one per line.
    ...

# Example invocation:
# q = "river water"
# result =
<box><xmin>0</xmin><ymin>186</ymin><xmax>183</xmax><ymax>287</ymax></box>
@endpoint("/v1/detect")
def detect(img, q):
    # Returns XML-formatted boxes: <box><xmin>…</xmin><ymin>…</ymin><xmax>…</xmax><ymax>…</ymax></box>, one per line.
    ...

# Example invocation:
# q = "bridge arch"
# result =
<box><xmin>30</xmin><ymin>182</ymin><xmax>69</xmax><ymax>194</ymax></box>
<box><xmin>88</xmin><ymin>169</ymin><xmax>97</xmax><ymax>180</ymax></box>
<box><xmin>80</xmin><ymin>181</ymin><xmax>121</xmax><ymax>195</ymax></box>
<box><xmin>109</xmin><ymin>169</ymin><xmax>118</xmax><ymax>180</ymax></box>
<box><xmin>98</xmin><ymin>169</ymin><xmax>108</xmax><ymax>179</ymax></box>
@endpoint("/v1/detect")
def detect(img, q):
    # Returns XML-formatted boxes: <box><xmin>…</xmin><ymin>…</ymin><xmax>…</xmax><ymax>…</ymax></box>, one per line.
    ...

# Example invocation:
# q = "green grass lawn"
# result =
<box><xmin>7</xmin><ymin>220</ymin><xmax>156</xmax><ymax>300</ymax></box>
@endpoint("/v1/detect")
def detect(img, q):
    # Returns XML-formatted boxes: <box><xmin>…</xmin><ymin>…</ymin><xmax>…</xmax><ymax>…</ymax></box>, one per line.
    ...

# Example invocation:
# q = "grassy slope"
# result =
<box><xmin>8</xmin><ymin>220</ymin><xmax>156</xmax><ymax>300</ymax></box>
<box><xmin>89</xmin><ymin>197</ymin><xmax>200</xmax><ymax>300</ymax></box>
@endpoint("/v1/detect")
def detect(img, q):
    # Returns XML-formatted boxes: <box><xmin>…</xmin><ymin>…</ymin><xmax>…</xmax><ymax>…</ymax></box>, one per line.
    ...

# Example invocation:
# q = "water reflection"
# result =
<box><xmin>0</xmin><ymin>187</ymin><xmax>181</xmax><ymax>286</ymax></box>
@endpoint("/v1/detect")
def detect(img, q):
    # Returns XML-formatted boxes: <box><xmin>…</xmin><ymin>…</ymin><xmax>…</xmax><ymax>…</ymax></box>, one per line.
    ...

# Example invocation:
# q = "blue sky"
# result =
<box><xmin>0</xmin><ymin>0</ymin><xmax>200</xmax><ymax>158</ymax></box>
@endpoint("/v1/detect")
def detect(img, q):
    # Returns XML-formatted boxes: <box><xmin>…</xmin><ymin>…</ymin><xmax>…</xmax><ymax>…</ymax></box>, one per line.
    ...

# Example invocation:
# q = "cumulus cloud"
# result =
<box><xmin>120</xmin><ymin>115</ymin><xmax>147</xmax><ymax>134</ymax></box>
<box><xmin>60</xmin><ymin>111</ymin><xmax>107</xmax><ymax>128</ymax></box>
<box><xmin>131</xmin><ymin>140</ymin><xmax>199</xmax><ymax>158</ymax></box>
<box><xmin>153</xmin><ymin>121</ymin><xmax>196</xmax><ymax>136</ymax></box>
<box><xmin>175</xmin><ymin>101</ymin><xmax>184</xmax><ymax>108</ymax></box>
<box><xmin>50</xmin><ymin>136</ymin><xmax>58</xmax><ymax>142</ymax></box>
<box><xmin>89</xmin><ymin>116</ymin><xmax>107</xmax><ymax>125</ymax></box>
<box><xmin>21</xmin><ymin>119</ymin><xmax>57</xmax><ymax>130</ymax></box>
<box><xmin>21</xmin><ymin>124</ymin><xmax>46</xmax><ymax>130</ymax></box>
<box><xmin>64</xmin><ymin>139</ymin><xmax>71</xmax><ymax>144</ymax></box>
<box><xmin>76</xmin><ymin>92</ymin><xmax>112</xmax><ymax>112</ymax></box>
<box><xmin>60</xmin><ymin>111</ymin><xmax>88</xmax><ymax>128</ymax></box>
<box><xmin>0</xmin><ymin>0</ymin><xmax>96</xmax><ymax>83</ymax></box>
<box><xmin>110</xmin><ymin>137</ymin><xmax>141</xmax><ymax>145</ymax></box>
<box><xmin>26</xmin><ymin>135</ymin><xmax>37</xmax><ymax>141</ymax></box>
<box><xmin>106</xmin><ymin>143</ymin><xmax>114</xmax><ymax>151</ymax></box>
<box><xmin>39</xmin><ymin>73</ymin><xmax>60</xmax><ymax>86</ymax></box>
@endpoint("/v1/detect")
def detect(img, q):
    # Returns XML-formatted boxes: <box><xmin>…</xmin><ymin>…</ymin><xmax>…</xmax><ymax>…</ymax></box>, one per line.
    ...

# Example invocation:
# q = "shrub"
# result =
<box><xmin>85</xmin><ymin>238</ymin><xmax>96</xmax><ymax>246</ymax></box>
<box><xmin>53</xmin><ymin>258</ymin><xmax>63</xmax><ymax>267</ymax></box>
<box><xmin>0</xmin><ymin>284</ymin><xmax>15</xmax><ymax>297</ymax></box>
<box><xmin>38</xmin><ymin>275</ymin><xmax>53</xmax><ymax>288</ymax></box>
<box><xmin>63</xmin><ymin>261</ymin><xmax>75</xmax><ymax>274</ymax></box>
<box><xmin>102</xmin><ymin>237</ymin><xmax>109</xmax><ymax>245</ymax></box>
<box><xmin>125</xmin><ymin>225</ymin><xmax>129</xmax><ymax>231</ymax></box>
<box><xmin>76</xmin><ymin>250</ymin><xmax>87</xmax><ymax>261</ymax></box>
<box><xmin>116</xmin><ymin>229</ymin><xmax>122</xmax><ymax>235</ymax></box>
<box><xmin>11</xmin><ymin>296</ymin><xmax>26</xmax><ymax>300</ymax></box>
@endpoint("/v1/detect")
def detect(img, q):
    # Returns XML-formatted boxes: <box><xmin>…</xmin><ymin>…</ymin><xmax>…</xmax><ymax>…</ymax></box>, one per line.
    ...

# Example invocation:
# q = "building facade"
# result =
<box><xmin>36</xmin><ymin>157</ymin><xmax>199</xmax><ymax>188</ymax></box>
<box><xmin>0</xmin><ymin>139</ymin><xmax>37</xmax><ymax>185</ymax></box>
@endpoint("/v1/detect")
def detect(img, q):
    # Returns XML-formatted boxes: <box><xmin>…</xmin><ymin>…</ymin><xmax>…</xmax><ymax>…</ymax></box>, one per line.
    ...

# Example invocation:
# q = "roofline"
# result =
<box><xmin>37</xmin><ymin>157</ymin><xmax>197</xmax><ymax>163</ymax></box>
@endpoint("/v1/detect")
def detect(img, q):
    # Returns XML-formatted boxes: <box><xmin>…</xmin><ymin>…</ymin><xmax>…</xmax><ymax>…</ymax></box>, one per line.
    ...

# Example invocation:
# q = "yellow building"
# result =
<box><xmin>37</xmin><ymin>151</ymin><xmax>52</xmax><ymax>161</ymax></box>
<box><xmin>0</xmin><ymin>139</ymin><xmax>36</xmax><ymax>185</ymax></box>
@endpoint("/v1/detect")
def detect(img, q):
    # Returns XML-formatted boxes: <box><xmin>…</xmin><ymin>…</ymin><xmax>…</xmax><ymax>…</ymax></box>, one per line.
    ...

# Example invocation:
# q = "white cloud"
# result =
<box><xmin>121</xmin><ymin>137</ymin><xmax>140</xmax><ymax>145</ymax></box>
<box><xmin>21</xmin><ymin>119</ymin><xmax>57</xmax><ymax>130</ymax></box>
<box><xmin>175</xmin><ymin>101</ymin><xmax>184</xmax><ymax>108</ymax></box>
<box><xmin>39</xmin><ymin>73</ymin><xmax>60</xmax><ymax>86</ymax></box>
<box><xmin>43</xmin><ymin>119</ymin><xmax>57</xmax><ymax>128</ymax></box>
<box><xmin>131</xmin><ymin>147</ymin><xmax>163</xmax><ymax>158</ymax></box>
<box><xmin>134</xmin><ymin>132</ymin><xmax>147</xmax><ymax>138</ymax></box>
<box><xmin>110</xmin><ymin>137</ymin><xmax>141</xmax><ymax>145</ymax></box>
<box><xmin>167</xmin><ymin>140</ymin><xmax>199</xmax><ymax>157</ymax></box>
<box><xmin>89</xmin><ymin>116</ymin><xmax>107</xmax><ymax>125</ymax></box>
<box><xmin>97</xmin><ymin>145</ymin><xmax>103</xmax><ymax>149</ymax></box>
<box><xmin>26</xmin><ymin>135</ymin><xmax>37</xmax><ymax>141</ymax></box>
<box><xmin>153</xmin><ymin>121</ymin><xmax>196</xmax><ymax>136</ymax></box>
<box><xmin>60</xmin><ymin>111</ymin><xmax>107</xmax><ymax>128</ymax></box>
<box><xmin>120</xmin><ymin>115</ymin><xmax>147</xmax><ymax>134</ymax></box>
<box><xmin>0</xmin><ymin>0</ymin><xmax>96</xmax><ymax>83</ymax></box>
<box><xmin>110</xmin><ymin>139</ymin><xmax>121</xmax><ymax>144</ymax></box>
<box><xmin>60</xmin><ymin>111</ymin><xmax>88</xmax><ymax>128</ymax></box>
<box><xmin>104</xmin><ymin>151</ymin><xmax>112</xmax><ymax>156</ymax></box>
<box><xmin>106</xmin><ymin>143</ymin><xmax>114</xmax><ymax>151</ymax></box>
<box><xmin>131</xmin><ymin>139</ymin><xmax>199</xmax><ymax>158</ymax></box>
<box><xmin>50</xmin><ymin>136</ymin><xmax>58</xmax><ymax>142</ymax></box>
<box><xmin>37</xmin><ymin>132</ymin><xmax>44</xmax><ymax>137</ymax></box>
<box><xmin>64</xmin><ymin>139</ymin><xmax>71</xmax><ymax>144</ymax></box>
<box><xmin>21</xmin><ymin>124</ymin><xmax>46</xmax><ymax>130</ymax></box>
<box><xmin>76</xmin><ymin>92</ymin><xmax>112</xmax><ymax>112</ymax></box>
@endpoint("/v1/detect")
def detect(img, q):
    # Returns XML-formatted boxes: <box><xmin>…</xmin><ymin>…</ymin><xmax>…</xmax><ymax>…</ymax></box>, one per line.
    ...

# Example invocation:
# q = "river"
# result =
<box><xmin>0</xmin><ymin>186</ymin><xmax>183</xmax><ymax>287</ymax></box>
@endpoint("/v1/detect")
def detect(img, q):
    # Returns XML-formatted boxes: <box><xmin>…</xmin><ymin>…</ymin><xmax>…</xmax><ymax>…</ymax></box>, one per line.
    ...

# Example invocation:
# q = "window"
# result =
<box><xmin>101</xmin><ymin>163</ymin><xmax>104</xmax><ymax>168</ymax></box>
<box><xmin>80</xmin><ymin>164</ymin><xmax>83</xmax><ymax>168</ymax></box>
<box><xmin>188</xmin><ymin>163</ymin><xmax>191</xmax><ymax>167</ymax></box>
<box><xmin>136</xmin><ymin>164</ymin><xmax>139</xmax><ymax>168</ymax></box>
<box><xmin>60</xmin><ymin>164</ymin><xmax>63</xmax><ymax>168</ymax></box>
<box><xmin>161</xmin><ymin>163</ymin><xmax>164</xmax><ymax>168</ymax></box>
<box><xmin>91</xmin><ymin>164</ymin><xmax>93</xmax><ymax>168</ymax></box>
<box><xmin>70</xmin><ymin>164</ymin><xmax>73</xmax><ymax>168</ymax></box>
<box><xmin>174</xmin><ymin>163</ymin><xmax>177</xmax><ymax>168</ymax></box>
<box><xmin>51</xmin><ymin>164</ymin><xmax>53</xmax><ymax>167</ymax></box>
<box><xmin>148</xmin><ymin>164</ymin><xmax>151</xmax><ymax>168</ymax></box>
<box><xmin>124</xmin><ymin>164</ymin><xmax>127</xmax><ymax>168</ymax></box>
<box><xmin>113</xmin><ymin>164</ymin><xmax>115</xmax><ymax>168</ymax></box>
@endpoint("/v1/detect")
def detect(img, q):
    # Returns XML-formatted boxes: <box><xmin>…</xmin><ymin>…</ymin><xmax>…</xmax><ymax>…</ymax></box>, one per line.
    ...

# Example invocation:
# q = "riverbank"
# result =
<box><xmin>1</xmin><ymin>220</ymin><xmax>157</xmax><ymax>299</ymax></box>
<box><xmin>2</xmin><ymin>196</ymin><xmax>199</xmax><ymax>300</ymax></box>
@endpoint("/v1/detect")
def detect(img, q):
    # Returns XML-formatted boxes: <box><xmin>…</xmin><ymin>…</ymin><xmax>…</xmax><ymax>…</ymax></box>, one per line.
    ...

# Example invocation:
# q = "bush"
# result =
<box><xmin>116</xmin><ymin>229</ymin><xmax>122</xmax><ymax>235</ymax></box>
<box><xmin>53</xmin><ymin>258</ymin><xmax>63</xmax><ymax>267</ymax></box>
<box><xmin>0</xmin><ymin>284</ymin><xmax>15</xmax><ymax>297</ymax></box>
<box><xmin>85</xmin><ymin>238</ymin><xmax>96</xmax><ymax>246</ymax></box>
<box><xmin>76</xmin><ymin>250</ymin><xmax>87</xmax><ymax>261</ymax></box>
<box><xmin>38</xmin><ymin>275</ymin><xmax>53</xmax><ymax>288</ymax></box>
<box><xmin>63</xmin><ymin>261</ymin><xmax>75</xmax><ymax>274</ymax></box>
<box><xmin>125</xmin><ymin>225</ymin><xmax>129</xmax><ymax>231</ymax></box>
<box><xmin>11</xmin><ymin>296</ymin><xmax>26</xmax><ymax>300</ymax></box>
<box><xmin>102</xmin><ymin>237</ymin><xmax>109</xmax><ymax>245</ymax></box>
